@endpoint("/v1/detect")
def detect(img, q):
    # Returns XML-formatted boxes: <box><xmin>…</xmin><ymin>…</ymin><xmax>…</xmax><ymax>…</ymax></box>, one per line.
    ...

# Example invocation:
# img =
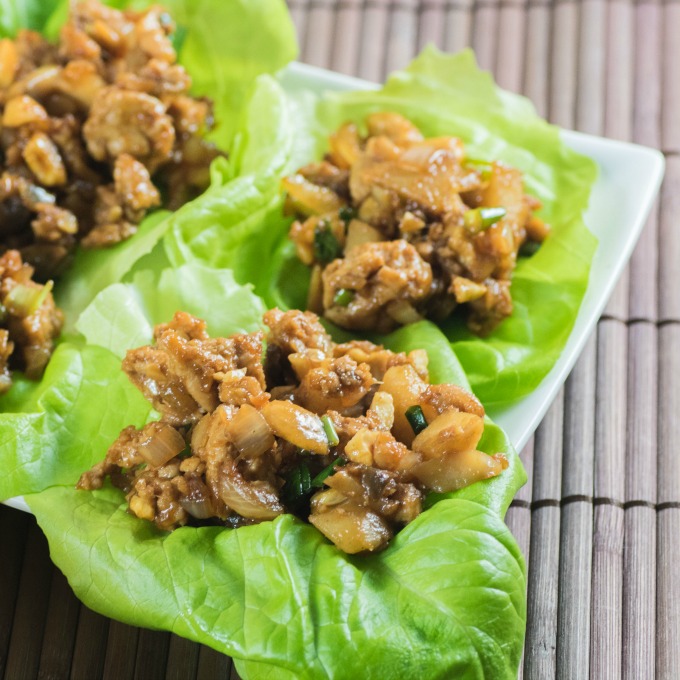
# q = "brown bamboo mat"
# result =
<box><xmin>2</xmin><ymin>1</ymin><xmax>679</xmax><ymax>678</ymax></box>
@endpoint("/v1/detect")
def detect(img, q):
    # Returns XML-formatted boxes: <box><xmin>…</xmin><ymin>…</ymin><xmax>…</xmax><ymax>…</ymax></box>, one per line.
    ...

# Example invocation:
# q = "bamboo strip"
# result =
<box><xmin>549</xmin><ymin>1</ymin><xmax>579</xmax><ymax>127</ymax></box>
<box><xmin>385</xmin><ymin>0</ymin><xmax>419</xmax><ymax>75</ymax></box>
<box><xmin>590</xmin><ymin>504</ymin><xmax>624</xmax><ymax>680</ymax></box>
<box><xmin>662</xmin><ymin>1</ymin><xmax>680</xmax><ymax>153</ymax></box>
<box><xmin>70</xmin><ymin>605</ymin><xmax>110</xmax><ymax>680</ymax></box>
<box><xmin>657</xmin><ymin>324</ymin><xmax>680</xmax><ymax>679</ymax></box>
<box><xmin>444</xmin><ymin>0</ymin><xmax>474</xmax><ymax>53</ymax></box>
<box><xmin>357</xmin><ymin>0</ymin><xmax>390</xmax><ymax>81</ymax></box>
<box><xmin>628</xmin><ymin>208</ymin><xmax>660</xmax><ymax>321</ymax></box>
<box><xmin>288</xmin><ymin>0</ymin><xmax>310</xmax><ymax>54</ymax></box>
<box><xmin>524</xmin><ymin>507</ymin><xmax>561</xmax><ymax>680</ymax></box>
<box><xmin>656</xmin><ymin>509</ymin><xmax>680</xmax><ymax>680</ymax></box>
<box><xmin>37</xmin><ymin>568</ymin><xmax>80</xmax><ymax>679</ymax></box>
<box><xmin>417</xmin><ymin>0</ymin><xmax>446</xmax><ymax>51</ymax></box>
<box><xmin>2</xmin><ymin>520</ymin><xmax>52</xmax><ymax>680</ymax></box>
<box><xmin>658</xmin><ymin>324</ymin><xmax>680</xmax><ymax>505</ymax></box>
<box><xmin>576</xmin><ymin>0</ymin><xmax>607</xmax><ymax>136</ymax></box>
<box><xmin>134</xmin><ymin>629</ymin><xmax>171</xmax><ymax>679</ymax></box>
<box><xmin>522</xmin><ymin>0</ymin><xmax>550</xmax><ymax>116</ymax></box>
<box><xmin>659</xmin><ymin>157</ymin><xmax>680</xmax><ymax>321</ymax></box>
<box><xmin>625</xmin><ymin>323</ymin><xmax>658</xmax><ymax>503</ymax></box>
<box><xmin>494</xmin><ymin>0</ymin><xmax>526</xmax><ymax>93</ymax></box>
<box><xmin>556</xmin><ymin>338</ymin><xmax>597</xmax><ymax>680</ymax></box>
<box><xmin>621</xmin><ymin>322</ymin><xmax>658</xmax><ymax>679</ymax></box>
<box><xmin>524</xmin><ymin>397</ymin><xmax>564</xmax><ymax>680</ymax></box>
<box><xmin>633</xmin><ymin>0</ymin><xmax>662</xmax><ymax>150</ymax></box>
<box><xmin>556</xmin><ymin>502</ymin><xmax>593</xmax><ymax>680</ymax></box>
<box><xmin>330</xmin><ymin>0</ymin><xmax>363</xmax><ymax>76</ymax></box>
<box><xmin>0</xmin><ymin>507</ymin><xmax>30</xmax><ymax>678</ymax></box>
<box><xmin>165</xmin><ymin>636</ymin><xmax>200</xmax><ymax>680</ymax></box>
<box><xmin>622</xmin><ymin>508</ymin><xmax>657</xmax><ymax>680</ymax></box>
<box><xmin>602</xmin><ymin>0</ymin><xmax>634</xmax><ymax>318</ymax></box>
<box><xmin>589</xmin><ymin>319</ymin><xmax>627</xmax><ymax>679</ymax></box>
<box><xmin>102</xmin><ymin>622</ymin><xmax>140</xmax><ymax>680</ymax></box>
<box><xmin>197</xmin><ymin>646</ymin><xmax>232</xmax><ymax>680</ymax></box>
<box><xmin>594</xmin><ymin>320</ymin><xmax>627</xmax><ymax>502</ymax></box>
<box><xmin>561</xmin><ymin>335</ymin><xmax>597</xmax><ymax>499</ymax></box>
<box><xmin>471</xmin><ymin>0</ymin><xmax>499</xmax><ymax>72</ymax></box>
<box><xmin>531</xmin><ymin>391</ymin><xmax>565</xmax><ymax>501</ymax></box>
<box><xmin>301</xmin><ymin>0</ymin><xmax>336</xmax><ymax>68</ymax></box>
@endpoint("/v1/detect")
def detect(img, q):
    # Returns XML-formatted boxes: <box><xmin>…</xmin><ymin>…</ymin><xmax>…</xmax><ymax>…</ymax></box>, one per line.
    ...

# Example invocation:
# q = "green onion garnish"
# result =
<box><xmin>321</xmin><ymin>414</ymin><xmax>340</xmax><ymax>446</ymax></box>
<box><xmin>519</xmin><ymin>240</ymin><xmax>541</xmax><ymax>257</ymax></box>
<box><xmin>333</xmin><ymin>288</ymin><xmax>354</xmax><ymax>307</ymax></box>
<box><xmin>281</xmin><ymin>463</ymin><xmax>313</xmax><ymax>511</ymax></box>
<box><xmin>405</xmin><ymin>405</ymin><xmax>428</xmax><ymax>435</ymax></box>
<box><xmin>313</xmin><ymin>221</ymin><xmax>342</xmax><ymax>264</ymax></box>
<box><xmin>338</xmin><ymin>205</ymin><xmax>356</xmax><ymax>224</ymax></box>
<box><xmin>311</xmin><ymin>457</ymin><xmax>346</xmax><ymax>487</ymax></box>
<box><xmin>463</xmin><ymin>207</ymin><xmax>506</xmax><ymax>233</ymax></box>
<box><xmin>463</xmin><ymin>158</ymin><xmax>494</xmax><ymax>180</ymax></box>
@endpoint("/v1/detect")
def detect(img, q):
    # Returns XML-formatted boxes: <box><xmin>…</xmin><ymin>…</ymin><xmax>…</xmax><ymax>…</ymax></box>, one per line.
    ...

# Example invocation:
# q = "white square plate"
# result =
<box><xmin>4</xmin><ymin>62</ymin><xmax>665</xmax><ymax>512</ymax></box>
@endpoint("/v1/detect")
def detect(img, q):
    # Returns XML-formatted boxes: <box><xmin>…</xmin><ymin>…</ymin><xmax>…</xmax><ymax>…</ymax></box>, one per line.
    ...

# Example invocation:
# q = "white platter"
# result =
<box><xmin>4</xmin><ymin>62</ymin><xmax>665</xmax><ymax>512</ymax></box>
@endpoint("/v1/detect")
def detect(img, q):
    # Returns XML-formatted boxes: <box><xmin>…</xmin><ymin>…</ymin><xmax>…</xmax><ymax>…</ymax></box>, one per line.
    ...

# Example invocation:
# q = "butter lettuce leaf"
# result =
<box><xmin>28</xmin><ymin>488</ymin><xmax>525</xmax><ymax>680</ymax></box>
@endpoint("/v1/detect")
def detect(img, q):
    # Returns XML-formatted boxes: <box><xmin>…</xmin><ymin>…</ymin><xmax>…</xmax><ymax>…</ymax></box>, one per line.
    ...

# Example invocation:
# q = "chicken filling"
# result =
<box><xmin>285</xmin><ymin>112</ymin><xmax>550</xmax><ymax>335</ymax></box>
<box><xmin>78</xmin><ymin>308</ymin><xmax>508</xmax><ymax>554</ymax></box>
<box><xmin>0</xmin><ymin>0</ymin><xmax>219</xmax><ymax>280</ymax></box>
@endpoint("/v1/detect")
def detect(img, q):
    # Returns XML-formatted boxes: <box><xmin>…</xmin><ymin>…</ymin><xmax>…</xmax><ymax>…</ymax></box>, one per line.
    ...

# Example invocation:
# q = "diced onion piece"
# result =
<box><xmin>3</xmin><ymin>95</ymin><xmax>48</xmax><ymax>127</ymax></box>
<box><xmin>179</xmin><ymin>478</ymin><xmax>216</xmax><ymax>519</ymax></box>
<box><xmin>386</xmin><ymin>299</ymin><xmax>422</xmax><ymax>326</ymax></box>
<box><xmin>328</xmin><ymin>122</ymin><xmax>362</xmax><ymax>169</ymax></box>
<box><xmin>307</xmin><ymin>265</ymin><xmax>324</xmax><ymax>314</ymax></box>
<box><xmin>261</xmin><ymin>400</ymin><xmax>329</xmax><ymax>454</ymax></box>
<box><xmin>345</xmin><ymin>429</ymin><xmax>377</xmax><ymax>466</ymax></box>
<box><xmin>344</xmin><ymin>219</ymin><xmax>383</xmax><ymax>254</ymax></box>
<box><xmin>137</xmin><ymin>423</ymin><xmax>186</xmax><ymax>467</ymax></box>
<box><xmin>281</xmin><ymin>174</ymin><xmax>344</xmax><ymax>216</ymax></box>
<box><xmin>411</xmin><ymin>450</ymin><xmax>508</xmax><ymax>492</ymax></box>
<box><xmin>411</xmin><ymin>411</ymin><xmax>485</xmax><ymax>461</ymax></box>
<box><xmin>219</xmin><ymin>471</ymin><xmax>283</xmax><ymax>520</ymax></box>
<box><xmin>378</xmin><ymin>364</ymin><xmax>427</xmax><ymax>446</ymax></box>
<box><xmin>452</xmin><ymin>276</ymin><xmax>487</xmax><ymax>303</ymax></box>
<box><xmin>310</xmin><ymin>500</ymin><xmax>392</xmax><ymax>553</ymax></box>
<box><xmin>226</xmin><ymin>404</ymin><xmax>274</xmax><ymax>459</ymax></box>
<box><xmin>367</xmin><ymin>391</ymin><xmax>394</xmax><ymax>430</ymax></box>
<box><xmin>399</xmin><ymin>211</ymin><xmax>426</xmax><ymax>234</ymax></box>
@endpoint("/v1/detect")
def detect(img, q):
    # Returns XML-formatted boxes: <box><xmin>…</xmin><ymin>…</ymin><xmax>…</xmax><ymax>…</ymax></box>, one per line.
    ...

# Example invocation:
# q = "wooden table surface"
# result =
<box><xmin>2</xmin><ymin>1</ymin><xmax>679</xmax><ymax>678</ymax></box>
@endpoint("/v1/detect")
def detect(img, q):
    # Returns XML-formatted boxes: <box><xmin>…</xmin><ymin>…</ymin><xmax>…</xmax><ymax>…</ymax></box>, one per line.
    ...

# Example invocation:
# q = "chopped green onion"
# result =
<box><xmin>405</xmin><ymin>405</ymin><xmax>428</xmax><ymax>435</ymax></box>
<box><xmin>463</xmin><ymin>207</ymin><xmax>506</xmax><ymax>233</ymax></box>
<box><xmin>313</xmin><ymin>221</ymin><xmax>342</xmax><ymax>263</ymax></box>
<box><xmin>333</xmin><ymin>288</ymin><xmax>354</xmax><ymax>307</ymax></box>
<box><xmin>311</xmin><ymin>457</ymin><xmax>346</xmax><ymax>487</ymax></box>
<box><xmin>321</xmin><ymin>414</ymin><xmax>340</xmax><ymax>446</ymax></box>
<box><xmin>338</xmin><ymin>205</ymin><xmax>356</xmax><ymax>224</ymax></box>
<box><xmin>282</xmin><ymin>463</ymin><xmax>313</xmax><ymax>511</ymax></box>
<box><xmin>170</xmin><ymin>24</ymin><xmax>187</xmax><ymax>52</ymax></box>
<box><xmin>463</xmin><ymin>158</ymin><xmax>494</xmax><ymax>180</ymax></box>
<box><xmin>4</xmin><ymin>280</ymin><xmax>52</xmax><ymax>317</ymax></box>
<box><xmin>519</xmin><ymin>240</ymin><xmax>541</xmax><ymax>257</ymax></box>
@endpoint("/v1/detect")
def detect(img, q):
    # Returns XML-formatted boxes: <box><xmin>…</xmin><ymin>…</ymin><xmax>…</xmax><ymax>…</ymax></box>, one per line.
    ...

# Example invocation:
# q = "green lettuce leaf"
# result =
<box><xmin>28</xmin><ymin>487</ymin><xmax>525</xmax><ymax>680</ymax></box>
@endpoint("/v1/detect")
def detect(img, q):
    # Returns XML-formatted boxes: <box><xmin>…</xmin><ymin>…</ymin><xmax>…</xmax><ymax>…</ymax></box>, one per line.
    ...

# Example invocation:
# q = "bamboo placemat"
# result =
<box><xmin>1</xmin><ymin>1</ymin><xmax>678</xmax><ymax>678</ymax></box>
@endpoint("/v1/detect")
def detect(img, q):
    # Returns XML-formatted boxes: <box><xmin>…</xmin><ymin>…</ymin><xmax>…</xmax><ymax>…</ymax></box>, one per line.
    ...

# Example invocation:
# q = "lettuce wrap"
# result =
<box><xmin>20</xmin><ymin>264</ymin><xmax>527</xmax><ymax>679</ymax></box>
